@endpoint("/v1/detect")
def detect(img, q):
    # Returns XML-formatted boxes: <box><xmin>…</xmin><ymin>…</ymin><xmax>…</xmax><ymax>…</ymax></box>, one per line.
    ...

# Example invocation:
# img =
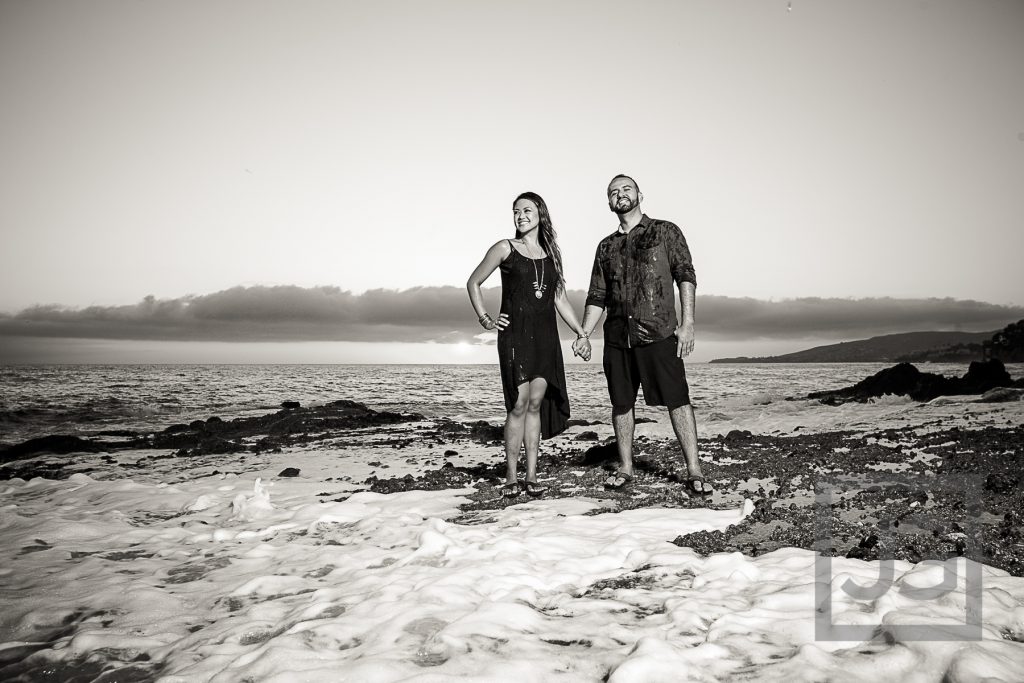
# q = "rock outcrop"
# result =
<box><xmin>808</xmin><ymin>359</ymin><xmax>1014</xmax><ymax>404</ymax></box>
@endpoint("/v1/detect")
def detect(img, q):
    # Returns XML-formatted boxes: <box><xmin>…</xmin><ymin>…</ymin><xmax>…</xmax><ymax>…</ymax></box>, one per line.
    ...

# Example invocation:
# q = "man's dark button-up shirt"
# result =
<box><xmin>585</xmin><ymin>214</ymin><xmax>697</xmax><ymax>348</ymax></box>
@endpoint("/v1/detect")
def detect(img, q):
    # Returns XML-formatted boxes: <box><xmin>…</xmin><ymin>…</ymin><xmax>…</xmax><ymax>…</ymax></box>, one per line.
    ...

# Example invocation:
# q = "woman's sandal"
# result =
<box><xmin>604</xmin><ymin>470</ymin><xmax>633</xmax><ymax>491</ymax></box>
<box><xmin>683</xmin><ymin>474</ymin><xmax>713</xmax><ymax>496</ymax></box>
<box><xmin>500</xmin><ymin>481</ymin><xmax>521</xmax><ymax>498</ymax></box>
<box><xmin>524</xmin><ymin>481</ymin><xmax>547</xmax><ymax>497</ymax></box>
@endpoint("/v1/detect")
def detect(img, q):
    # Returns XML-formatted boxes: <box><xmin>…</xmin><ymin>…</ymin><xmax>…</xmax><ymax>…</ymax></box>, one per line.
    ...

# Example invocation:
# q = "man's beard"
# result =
<box><xmin>609</xmin><ymin>196</ymin><xmax>638</xmax><ymax>215</ymax></box>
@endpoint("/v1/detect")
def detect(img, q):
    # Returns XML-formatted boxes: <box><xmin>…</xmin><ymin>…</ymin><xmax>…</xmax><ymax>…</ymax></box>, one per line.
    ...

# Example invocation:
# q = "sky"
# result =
<box><xmin>1</xmin><ymin>0</ymin><xmax>1022</xmax><ymax>363</ymax></box>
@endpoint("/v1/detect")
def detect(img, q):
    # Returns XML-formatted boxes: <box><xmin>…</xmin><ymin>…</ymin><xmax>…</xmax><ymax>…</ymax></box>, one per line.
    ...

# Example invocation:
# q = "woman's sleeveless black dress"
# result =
<box><xmin>497</xmin><ymin>242</ymin><xmax>569</xmax><ymax>439</ymax></box>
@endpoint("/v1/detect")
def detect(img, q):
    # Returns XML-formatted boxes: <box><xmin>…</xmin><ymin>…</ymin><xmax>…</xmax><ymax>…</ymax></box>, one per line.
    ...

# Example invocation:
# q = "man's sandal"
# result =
<box><xmin>524</xmin><ymin>480</ymin><xmax>547</xmax><ymax>497</ymax></box>
<box><xmin>604</xmin><ymin>471</ymin><xmax>633</xmax><ymax>491</ymax></box>
<box><xmin>683</xmin><ymin>474</ymin><xmax>713</xmax><ymax>496</ymax></box>
<box><xmin>500</xmin><ymin>481</ymin><xmax>521</xmax><ymax>498</ymax></box>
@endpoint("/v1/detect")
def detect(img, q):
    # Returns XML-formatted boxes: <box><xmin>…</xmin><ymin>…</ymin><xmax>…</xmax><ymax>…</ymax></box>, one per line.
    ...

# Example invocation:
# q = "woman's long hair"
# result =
<box><xmin>513</xmin><ymin>191</ymin><xmax>565</xmax><ymax>295</ymax></box>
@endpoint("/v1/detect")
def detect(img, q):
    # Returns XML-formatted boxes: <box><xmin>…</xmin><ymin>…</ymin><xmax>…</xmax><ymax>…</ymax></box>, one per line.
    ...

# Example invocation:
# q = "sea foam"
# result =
<box><xmin>3</xmin><ymin>466</ymin><xmax>1024</xmax><ymax>681</ymax></box>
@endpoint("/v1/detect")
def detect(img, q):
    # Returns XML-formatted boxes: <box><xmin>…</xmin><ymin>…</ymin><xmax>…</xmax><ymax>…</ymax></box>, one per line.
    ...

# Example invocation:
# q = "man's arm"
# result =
<box><xmin>665</xmin><ymin>223</ymin><xmax>697</xmax><ymax>289</ymax></box>
<box><xmin>580</xmin><ymin>304</ymin><xmax>605</xmax><ymax>337</ymax></box>
<box><xmin>665</xmin><ymin>224</ymin><xmax>697</xmax><ymax>358</ymax></box>
<box><xmin>676</xmin><ymin>281</ymin><xmax>695</xmax><ymax>358</ymax></box>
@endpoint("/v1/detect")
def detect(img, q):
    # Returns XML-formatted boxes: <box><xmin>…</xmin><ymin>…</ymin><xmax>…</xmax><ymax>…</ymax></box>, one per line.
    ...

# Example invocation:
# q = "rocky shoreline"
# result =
<box><xmin>366</xmin><ymin>422</ymin><xmax>1024</xmax><ymax>577</ymax></box>
<box><xmin>3</xmin><ymin>398</ymin><xmax>1022</xmax><ymax>577</ymax></box>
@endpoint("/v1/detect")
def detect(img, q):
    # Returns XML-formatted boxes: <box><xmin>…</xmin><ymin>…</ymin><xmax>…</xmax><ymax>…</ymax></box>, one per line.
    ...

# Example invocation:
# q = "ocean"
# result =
<box><xmin>4</xmin><ymin>362</ymin><xmax>1020</xmax><ymax>445</ymax></box>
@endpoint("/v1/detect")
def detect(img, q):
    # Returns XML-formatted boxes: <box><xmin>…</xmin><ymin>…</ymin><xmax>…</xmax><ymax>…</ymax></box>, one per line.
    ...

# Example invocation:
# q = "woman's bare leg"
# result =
<box><xmin>504</xmin><ymin>381</ymin><xmax>530</xmax><ymax>484</ymax></box>
<box><xmin>523</xmin><ymin>378</ymin><xmax>548</xmax><ymax>483</ymax></box>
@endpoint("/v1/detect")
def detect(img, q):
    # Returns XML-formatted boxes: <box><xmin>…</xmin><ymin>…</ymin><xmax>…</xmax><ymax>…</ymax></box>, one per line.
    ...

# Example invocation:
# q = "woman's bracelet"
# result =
<box><xmin>576</xmin><ymin>331</ymin><xmax>590</xmax><ymax>339</ymax></box>
<box><xmin>478</xmin><ymin>313</ymin><xmax>493</xmax><ymax>328</ymax></box>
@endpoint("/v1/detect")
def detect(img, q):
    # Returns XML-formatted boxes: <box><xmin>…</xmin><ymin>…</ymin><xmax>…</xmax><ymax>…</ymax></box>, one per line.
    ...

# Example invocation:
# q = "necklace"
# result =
<box><xmin>519</xmin><ymin>238</ymin><xmax>546</xmax><ymax>299</ymax></box>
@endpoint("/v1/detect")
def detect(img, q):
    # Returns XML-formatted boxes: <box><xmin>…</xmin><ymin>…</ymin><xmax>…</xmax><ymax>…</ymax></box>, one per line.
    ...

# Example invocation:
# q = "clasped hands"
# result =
<box><xmin>572</xmin><ymin>335</ymin><xmax>592</xmax><ymax>362</ymax></box>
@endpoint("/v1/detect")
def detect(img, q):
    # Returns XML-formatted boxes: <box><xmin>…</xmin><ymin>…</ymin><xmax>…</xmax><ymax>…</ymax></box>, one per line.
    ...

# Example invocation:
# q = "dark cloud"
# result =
<box><xmin>0</xmin><ymin>286</ymin><xmax>1020</xmax><ymax>344</ymax></box>
<box><xmin>0</xmin><ymin>286</ymin><xmax>498</xmax><ymax>344</ymax></box>
<box><xmin>696</xmin><ymin>295</ymin><xmax>1024</xmax><ymax>339</ymax></box>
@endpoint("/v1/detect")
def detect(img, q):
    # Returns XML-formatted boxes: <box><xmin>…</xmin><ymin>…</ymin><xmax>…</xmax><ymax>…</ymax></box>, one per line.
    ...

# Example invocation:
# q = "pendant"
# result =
<box><xmin>535</xmin><ymin>290</ymin><xmax>543</xmax><ymax>299</ymax></box>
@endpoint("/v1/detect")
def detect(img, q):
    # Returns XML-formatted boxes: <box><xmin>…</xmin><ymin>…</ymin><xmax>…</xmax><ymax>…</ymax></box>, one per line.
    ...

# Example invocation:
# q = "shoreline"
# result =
<box><xmin>4</xmin><ymin>399</ymin><xmax>1022</xmax><ymax>576</ymax></box>
<box><xmin>365</xmin><ymin>422</ymin><xmax>1024</xmax><ymax>577</ymax></box>
<box><xmin>3</xmin><ymin>400</ymin><xmax>1024</xmax><ymax>680</ymax></box>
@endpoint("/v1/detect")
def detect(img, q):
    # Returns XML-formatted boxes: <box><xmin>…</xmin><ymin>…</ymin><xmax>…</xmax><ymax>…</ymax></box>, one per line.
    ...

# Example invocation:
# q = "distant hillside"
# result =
<box><xmin>984</xmin><ymin>320</ymin><xmax>1024</xmax><ymax>362</ymax></box>
<box><xmin>710</xmin><ymin>330</ymin><xmax>995</xmax><ymax>363</ymax></box>
<box><xmin>895</xmin><ymin>320</ymin><xmax>1024</xmax><ymax>363</ymax></box>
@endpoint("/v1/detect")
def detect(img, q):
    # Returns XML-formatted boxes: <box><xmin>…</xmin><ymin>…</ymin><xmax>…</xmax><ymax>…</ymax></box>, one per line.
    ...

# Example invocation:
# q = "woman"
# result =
<box><xmin>467</xmin><ymin>192</ymin><xmax>590</xmax><ymax>499</ymax></box>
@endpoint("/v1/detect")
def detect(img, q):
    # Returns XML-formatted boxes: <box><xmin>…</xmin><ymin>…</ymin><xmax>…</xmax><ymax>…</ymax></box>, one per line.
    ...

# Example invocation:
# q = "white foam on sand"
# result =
<box><xmin>3</xmin><ymin>469</ymin><xmax>1024</xmax><ymax>682</ymax></box>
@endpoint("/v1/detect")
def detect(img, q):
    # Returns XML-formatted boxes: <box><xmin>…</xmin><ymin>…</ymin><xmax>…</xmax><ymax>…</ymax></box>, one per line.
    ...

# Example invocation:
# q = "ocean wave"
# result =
<box><xmin>1</xmin><ymin>363</ymin><xmax>1021</xmax><ymax>444</ymax></box>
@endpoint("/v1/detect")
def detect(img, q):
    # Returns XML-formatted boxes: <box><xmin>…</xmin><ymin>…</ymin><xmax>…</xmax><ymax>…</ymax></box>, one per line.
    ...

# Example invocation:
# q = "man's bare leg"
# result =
<box><xmin>611</xmin><ymin>405</ymin><xmax>635</xmax><ymax>476</ymax></box>
<box><xmin>669</xmin><ymin>403</ymin><xmax>709</xmax><ymax>490</ymax></box>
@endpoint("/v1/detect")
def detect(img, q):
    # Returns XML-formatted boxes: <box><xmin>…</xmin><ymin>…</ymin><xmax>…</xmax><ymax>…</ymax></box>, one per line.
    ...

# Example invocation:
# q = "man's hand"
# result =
<box><xmin>675</xmin><ymin>322</ymin><xmax>695</xmax><ymax>358</ymax></box>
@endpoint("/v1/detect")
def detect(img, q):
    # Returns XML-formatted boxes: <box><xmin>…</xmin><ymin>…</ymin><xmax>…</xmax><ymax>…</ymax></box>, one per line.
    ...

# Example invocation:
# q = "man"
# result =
<box><xmin>572</xmin><ymin>174</ymin><xmax>711</xmax><ymax>495</ymax></box>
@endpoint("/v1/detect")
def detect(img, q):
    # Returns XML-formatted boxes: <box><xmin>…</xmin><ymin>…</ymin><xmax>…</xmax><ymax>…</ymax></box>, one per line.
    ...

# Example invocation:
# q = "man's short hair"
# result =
<box><xmin>608</xmin><ymin>174</ymin><xmax>640</xmax><ymax>194</ymax></box>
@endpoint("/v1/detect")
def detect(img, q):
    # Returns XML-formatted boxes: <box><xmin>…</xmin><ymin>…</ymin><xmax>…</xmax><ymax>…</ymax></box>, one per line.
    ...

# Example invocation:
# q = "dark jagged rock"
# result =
<box><xmin>151</xmin><ymin>400</ymin><xmax>425</xmax><ymax>455</ymax></box>
<box><xmin>809</xmin><ymin>360</ymin><xmax>1014</xmax><ymax>404</ymax></box>
<box><xmin>176</xmin><ymin>438</ymin><xmax>247</xmax><ymax>457</ymax></box>
<box><xmin>985</xmin><ymin>473</ymin><xmax>1019</xmax><ymax>495</ymax></box>
<box><xmin>958</xmin><ymin>359</ymin><xmax>1014</xmax><ymax>394</ymax></box>
<box><xmin>281</xmin><ymin>401</ymin><xmax>301</xmax><ymax>409</ymax></box>
<box><xmin>724</xmin><ymin>430</ymin><xmax>753</xmax><ymax>442</ymax></box>
<box><xmin>846</xmin><ymin>534</ymin><xmax>880</xmax><ymax>560</ymax></box>
<box><xmin>581</xmin><ymin>442</ymin><xmax>618</xmax><ymax>465</ymax></box>
<box><xmin>366</xmin><ymin>465</ymin><xmax>476</xmax><ymax>494</ymax></box>
<box><xmin>567</xmin><ymin>419</ymin><xmax>605</xmax><ymax>427</ymax></box>
<box><xmin>575</xmin><ymin>431</ymin><xmax>599</xmax><ymax>442</ymax></box>
<box><xmin>278</xmin><ymin>467</ymin><xmax>300</xmax><ymax>477</ymax></box>
<box><xmin>431</xmin><ymin>419</ymin><xmax>503</xmax><ymax>444</ymax></box>
<box><xmin>1</xmin><ymin>435</ymin><xmax>105</xmax><ymax>462</ymax></box>
<box><xmin>1</xmin><ymin>399</ymin><xmax>427</xmax><ymax>470</ymax></box>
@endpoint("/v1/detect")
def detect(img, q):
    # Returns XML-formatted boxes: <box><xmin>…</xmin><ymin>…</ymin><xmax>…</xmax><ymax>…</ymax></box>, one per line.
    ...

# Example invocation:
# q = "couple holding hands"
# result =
<box><xmin>467</xmin><ymin>174</ymin><xmax>711</xmax><ymax>500</ymax></box>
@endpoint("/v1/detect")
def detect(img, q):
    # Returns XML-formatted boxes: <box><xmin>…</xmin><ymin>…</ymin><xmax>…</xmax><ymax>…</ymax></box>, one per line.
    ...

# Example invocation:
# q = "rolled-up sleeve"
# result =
<box><xmin>666</xmin><ymin>223</ymin><xmax>697</xmax><ymax>288</ymax></box>
<box><xmin>585</xmin><ymin>244</ymin><xmax>607</xmax><ymax>309</ymax></box>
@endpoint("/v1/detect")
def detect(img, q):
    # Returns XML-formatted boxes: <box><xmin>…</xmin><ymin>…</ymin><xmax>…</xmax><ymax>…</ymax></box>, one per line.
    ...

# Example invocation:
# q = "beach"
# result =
<box><xmin>2</xmin><ymin>363</ymin><xmax>1024</xmax><ymax>681</ymax></box>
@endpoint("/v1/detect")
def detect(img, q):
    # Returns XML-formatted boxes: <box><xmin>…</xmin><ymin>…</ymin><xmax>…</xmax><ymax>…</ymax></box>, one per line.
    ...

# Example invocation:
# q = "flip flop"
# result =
<box><xmin>683</xmin><ymin>474</ymin><xmax>713</xmax><ymax>496</ymax></box>
<box><xmin>500</xmin><ymin>481</ymin><xmax>521</xmax><ymax>498</ymax></box>
<box><xmin>604</xmin><ymin>471</ymin><xmax>633</xmax><ymax>491</ymax></box>
<box><xmin>524</xmin><ymin>481</ymin><xmax>547</xmax><ymax>497</ymax></box>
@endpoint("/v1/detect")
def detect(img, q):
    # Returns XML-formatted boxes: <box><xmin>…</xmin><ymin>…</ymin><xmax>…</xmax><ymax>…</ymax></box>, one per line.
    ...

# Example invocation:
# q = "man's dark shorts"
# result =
<box><xmin>603</xmin><ymin>335</ymin><xmax>691</xmax><ymax>410</ymax></box>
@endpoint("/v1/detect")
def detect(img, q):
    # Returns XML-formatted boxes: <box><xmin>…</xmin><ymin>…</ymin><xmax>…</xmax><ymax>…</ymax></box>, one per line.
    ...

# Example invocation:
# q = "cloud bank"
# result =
<box><xmin>0</xmin><ymin>286</ymin><xmax>1020</xmax><ymax>344</ymax></box>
